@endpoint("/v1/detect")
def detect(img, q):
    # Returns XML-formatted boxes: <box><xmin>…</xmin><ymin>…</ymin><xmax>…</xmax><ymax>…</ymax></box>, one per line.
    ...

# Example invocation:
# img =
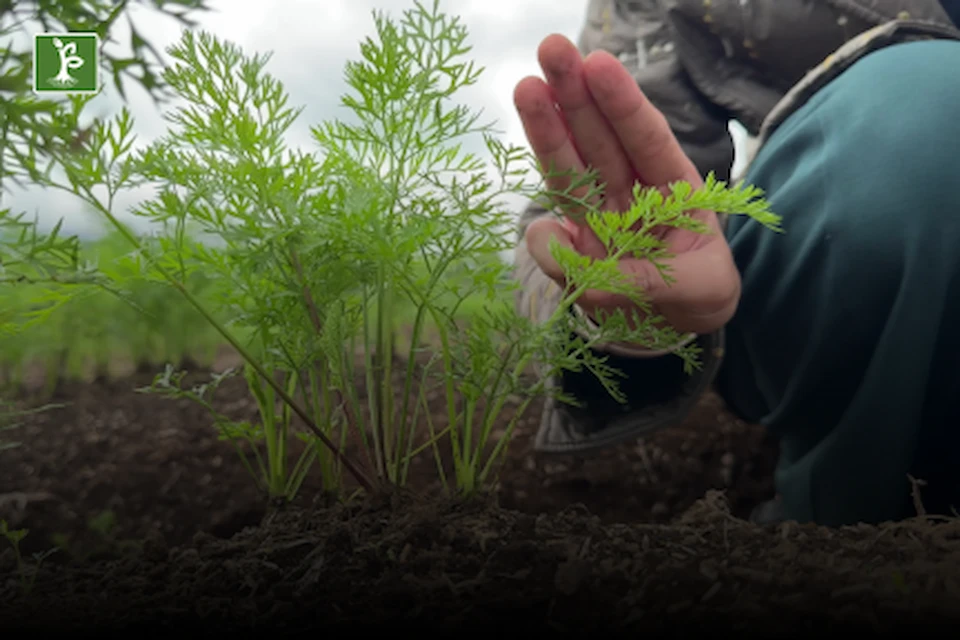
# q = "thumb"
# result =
<box><xmin>523</xmin><ymin>216</ymin><xmax>575</xmax><ymax>283</ymax></box>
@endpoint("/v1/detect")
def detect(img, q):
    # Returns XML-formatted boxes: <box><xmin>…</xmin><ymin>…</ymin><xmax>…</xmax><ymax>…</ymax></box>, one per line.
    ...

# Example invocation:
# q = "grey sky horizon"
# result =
<box><xmin>6</xmin><ymin>0</ymin><xmax>750</xmax><ymax>239</ymax></box>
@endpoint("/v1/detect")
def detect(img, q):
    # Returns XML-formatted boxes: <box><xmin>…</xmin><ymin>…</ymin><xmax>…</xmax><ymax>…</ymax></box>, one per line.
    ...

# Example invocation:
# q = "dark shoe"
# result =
<box><xmin>533</xmin><ymin>395</ymin><xmax>700</xmax><ymax>454</ymax></box>
<box><xmin>532</xmin><ymin>333</ymin><xmax>725</xmax><ymax>455</ymax></box>
<box><xmin>749</xmin><ymin>497</ymin><xmax>787</xmax><ymax>524</ymax></box>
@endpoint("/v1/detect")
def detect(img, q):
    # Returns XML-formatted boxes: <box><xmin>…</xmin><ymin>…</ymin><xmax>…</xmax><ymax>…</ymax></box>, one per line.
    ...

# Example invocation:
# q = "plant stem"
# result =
<box><xmin>397</xmin><ymin>302</ymin><xmax>429</xmax><ymax>484</ymax></box>
<box><xmin>479</xmin><ymin>395</ymin><xmax>535</xmax><ymax>485</ymax></box>
<box><xmin>362</xmin><ymin>285</ymin><xmax>385</xmax><ymax>479</ymax></box>
<box><xmin>376</xmin><ymin>269</ymin><xmax>396</xmax><ymax>482</ymax></box>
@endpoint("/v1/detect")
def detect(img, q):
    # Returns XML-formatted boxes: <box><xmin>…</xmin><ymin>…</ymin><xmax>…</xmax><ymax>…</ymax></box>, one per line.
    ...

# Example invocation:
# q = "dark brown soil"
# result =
<box><xmin>1</xmin><ymin>352</ymin><xmax>959</xmax><ymax>632</ymax></box>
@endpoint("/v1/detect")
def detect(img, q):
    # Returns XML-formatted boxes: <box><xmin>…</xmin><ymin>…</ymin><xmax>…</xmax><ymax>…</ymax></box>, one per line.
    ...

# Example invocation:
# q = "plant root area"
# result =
<box><xmin>2</xmin><ymin>359</ymin><xmax>960</xmax><ymax>633</ymax></box>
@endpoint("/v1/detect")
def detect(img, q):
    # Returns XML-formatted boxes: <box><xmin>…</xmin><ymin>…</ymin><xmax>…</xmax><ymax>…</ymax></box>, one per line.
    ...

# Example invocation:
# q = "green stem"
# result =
<box><xmin>307</xmin><ymin>366</ymin><xmax>336</xmax><ymax>492</ymax></box>
<box><xmin>252</xmin><ymin>373</ymin><xmax>280</xmax><ymax>497</ymax></box>
<box><xmin>378</xmin><ymin>274</ymin><xmax>395</xmax><ymax>482</ymax></box>
<box><xmin>396</xmin><ymin>301</ymin><xmax>429</xmax><ymax>482</ymax></box>
<box><xmin>429</xmin><ymin>310</ymin><xmax>461</xmax><ymax>491</ymax></box>
<box><xmin>286</xmin><ymin>445</ymin><xmax>318</xmax><ymax>499</ymax></box>
<box><xmin>459</xmin><ymin>395</ymin><xmax>478</xmax><ymax>491</ymax></box>
<box><xmin>419</xmin><ymin>385</ymin><xmax>449</xmax><ymax>492</ymax></box>
<box><xmin>478</xmin><ymin>396</ymin><xmax>535</xmax><ymax>486</ymax></box>
<box><xmin>470</xmin><ymin>341</ymin><xmax>516</xmax><ymax>470</ymax></box>
<box><xmin>362</xmin><ymin>285</ymin><xmax>384</xmax><ymax>479</ymax></box>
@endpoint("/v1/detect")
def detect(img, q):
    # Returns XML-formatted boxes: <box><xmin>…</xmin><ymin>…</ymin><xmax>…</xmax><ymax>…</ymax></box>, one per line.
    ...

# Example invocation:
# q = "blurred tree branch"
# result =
<box><xmin>0</xmin><ymin>0</ymin><xmax>211</xmax><ymax>189</ymax></box>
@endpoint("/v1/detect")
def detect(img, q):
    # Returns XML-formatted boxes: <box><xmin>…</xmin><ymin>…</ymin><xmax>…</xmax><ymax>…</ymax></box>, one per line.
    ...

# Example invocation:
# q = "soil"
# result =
<box><xmin>1</xmin><ymin>350</ymin><xmax>959</xmax><ymax>633</ymax></box>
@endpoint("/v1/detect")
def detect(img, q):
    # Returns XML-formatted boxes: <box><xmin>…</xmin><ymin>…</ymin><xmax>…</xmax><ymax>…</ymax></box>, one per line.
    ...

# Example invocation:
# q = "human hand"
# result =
<box><xmin>514</xmin><ymin>34</ymin><xmax>741</xmax><ymax>336</ymax></box>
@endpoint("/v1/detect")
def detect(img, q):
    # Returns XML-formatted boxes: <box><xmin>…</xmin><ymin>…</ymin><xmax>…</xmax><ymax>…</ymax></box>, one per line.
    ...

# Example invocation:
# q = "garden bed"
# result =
<box><xmin>2</xmin><ymin>354</ymin><xmax>959</xmax><ymax>632</ymax></box>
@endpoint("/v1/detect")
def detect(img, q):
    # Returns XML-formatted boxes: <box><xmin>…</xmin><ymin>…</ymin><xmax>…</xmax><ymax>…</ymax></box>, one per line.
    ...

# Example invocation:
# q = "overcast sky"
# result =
<box><xmin>7</xmin><ymin>0</ymin><xmax>749</xmax><ymax>237</ymax></box>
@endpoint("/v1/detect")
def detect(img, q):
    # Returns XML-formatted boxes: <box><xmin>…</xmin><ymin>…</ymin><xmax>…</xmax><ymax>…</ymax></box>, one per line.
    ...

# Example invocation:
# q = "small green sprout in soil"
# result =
<box><xmin>16</xmin><ymin>0</ymin><xmax>781</xmax><ymax>505</ymax></box>
<box><xmin>0</xmin><ymin>519</ymin><xmax>58</xmax><ymax>595</ymax></box>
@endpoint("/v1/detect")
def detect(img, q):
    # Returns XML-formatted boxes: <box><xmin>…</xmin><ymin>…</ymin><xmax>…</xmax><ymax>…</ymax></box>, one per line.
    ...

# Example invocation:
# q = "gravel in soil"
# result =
<box><xmin>1</xmin><ymin>354</ymin><xmax>959</xmax><ymax>632</ymax></box>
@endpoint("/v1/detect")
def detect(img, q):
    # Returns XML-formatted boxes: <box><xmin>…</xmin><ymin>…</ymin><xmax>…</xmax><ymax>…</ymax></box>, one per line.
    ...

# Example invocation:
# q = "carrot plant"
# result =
<box><xmin>24</xmin><ymin>0</ymin><xmax>781</xmax><ymax>502</ymax></box>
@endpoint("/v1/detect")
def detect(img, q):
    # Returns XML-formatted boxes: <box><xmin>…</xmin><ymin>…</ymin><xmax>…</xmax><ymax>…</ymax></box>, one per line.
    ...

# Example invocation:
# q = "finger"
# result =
<box><xmin>537</xmin><ymin>35</ymin><xmax>636</xmax><ymax>202</ymax></box>
<box><xmin>583</xmin><ymin>51</ymin><xmax>701</xmax><ymax>188</ymax></box>
<box><xmin>513</xmin><ymin>75</ymin><xmax>591</xmax><ymax>220</ymax></box>
<box><xmin>523</xmin><ymin>216</ymin><xmax>575</xmax><ymax>283</ymax></box>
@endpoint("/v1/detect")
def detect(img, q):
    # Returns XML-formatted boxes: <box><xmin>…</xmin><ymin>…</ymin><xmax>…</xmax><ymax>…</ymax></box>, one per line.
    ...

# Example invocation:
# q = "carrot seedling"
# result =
<box><xmin>15</xmin><ymin>0</ymin><xmax>782</xmax><ymax>501</ymax></box>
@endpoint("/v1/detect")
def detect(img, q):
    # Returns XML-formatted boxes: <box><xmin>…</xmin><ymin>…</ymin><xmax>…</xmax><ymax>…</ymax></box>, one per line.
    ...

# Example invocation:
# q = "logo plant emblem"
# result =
<box><xmin>33</xmin><ymin>33</ymin><xmax>99</xmax><ymax>94</ymax></box>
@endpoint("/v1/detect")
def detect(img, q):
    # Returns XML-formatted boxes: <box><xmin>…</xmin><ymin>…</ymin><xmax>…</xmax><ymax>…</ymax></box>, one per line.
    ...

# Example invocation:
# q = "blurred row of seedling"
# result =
<box><xmin>0</xmin><ymin>225</ymin><xmax>509</xmax><ymax>397</ymax></box>
<box><xmin>0</xmin><ymin>228</ymin><xmax>225</xmax><ymax>394</ymax></box>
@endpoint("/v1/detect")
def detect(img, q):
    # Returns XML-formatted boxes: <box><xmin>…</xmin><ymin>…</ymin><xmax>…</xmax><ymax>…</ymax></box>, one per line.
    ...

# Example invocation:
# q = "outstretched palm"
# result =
<box><xmin>514</xmin><ymin>34</ymin><xmax>740</xmax><ymax>336</ymax></box>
